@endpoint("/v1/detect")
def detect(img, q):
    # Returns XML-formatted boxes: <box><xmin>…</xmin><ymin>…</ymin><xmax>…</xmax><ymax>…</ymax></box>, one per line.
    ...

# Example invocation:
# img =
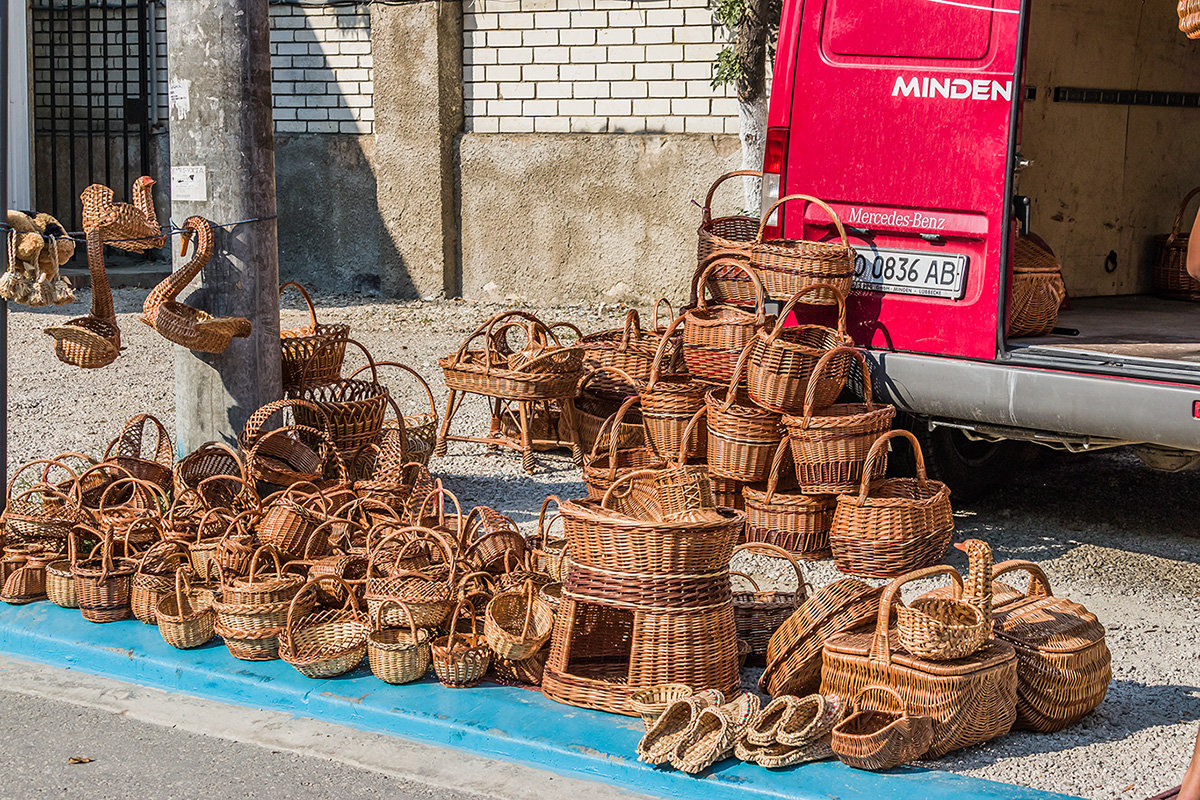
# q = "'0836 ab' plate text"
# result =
<box><xmin>851</xmin><ymin>246</ymin><xmax>969</xmax><ymax>299</ymax></box>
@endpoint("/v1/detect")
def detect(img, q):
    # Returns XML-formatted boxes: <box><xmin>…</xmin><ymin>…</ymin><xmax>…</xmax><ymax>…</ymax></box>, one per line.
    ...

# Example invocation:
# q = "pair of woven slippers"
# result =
<box><xmin>637</xmin><ymin>690</ymin><xmax>762</xmax><ymax>774</ymax></box>
<box><xmin>734</xmin><ymin>693</ymin><xmax>845</xmax><ymax>769</ymax></box>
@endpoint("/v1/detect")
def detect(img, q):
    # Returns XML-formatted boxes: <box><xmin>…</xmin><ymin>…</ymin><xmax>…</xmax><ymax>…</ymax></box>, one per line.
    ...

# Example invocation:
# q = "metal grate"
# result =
<box><xmin>1052</xmin><ymin>86</ymin><xmax>1200</xmax><ymax>108</ymax></box>
<box><xmin>31</xmin><ymin>0</ymin><xmax>154</xmax><ymax>232</ymax></box>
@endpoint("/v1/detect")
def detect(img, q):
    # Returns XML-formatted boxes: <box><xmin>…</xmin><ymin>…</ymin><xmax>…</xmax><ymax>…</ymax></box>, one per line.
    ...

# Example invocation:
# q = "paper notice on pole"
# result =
<box><xmin>169</xmin><ymin>79</ymin><xmax>191</xmax><ymax>120</ymax></box>
<box><xmin>172</xmin><ymin>166</ymin><xmax>208</xmax><ymax>202</ymax></box>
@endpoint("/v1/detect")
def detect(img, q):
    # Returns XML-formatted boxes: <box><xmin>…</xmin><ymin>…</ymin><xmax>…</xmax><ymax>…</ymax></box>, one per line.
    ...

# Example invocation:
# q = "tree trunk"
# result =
<box><xmin>735</xmin><ymin>0</ymin><xmax>769</xmax><ymax>214</ymax></box>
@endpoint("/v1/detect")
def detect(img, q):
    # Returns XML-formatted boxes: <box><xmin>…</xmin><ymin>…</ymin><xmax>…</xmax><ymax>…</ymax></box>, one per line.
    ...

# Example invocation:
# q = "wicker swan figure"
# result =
<box><xmin>955</xmin><ymin>538</ymin><xmax>994</xmax><ymax>620</ymax></box>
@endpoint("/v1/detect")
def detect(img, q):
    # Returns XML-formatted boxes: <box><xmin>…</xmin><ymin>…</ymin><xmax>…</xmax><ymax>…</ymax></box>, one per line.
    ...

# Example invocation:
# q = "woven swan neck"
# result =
<box><xmin>962</xmin><ymin>539</ymin><xmax>993</xmax><ymax>618</ymax></box>
<box><xmin>132</xmin><ymin>179</ymin><xmax>161</xmax><ymax>235</ymax></box>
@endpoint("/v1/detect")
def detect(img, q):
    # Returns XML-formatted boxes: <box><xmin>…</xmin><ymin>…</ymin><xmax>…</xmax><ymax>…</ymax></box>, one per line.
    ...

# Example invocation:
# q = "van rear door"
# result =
<box><xmin>770</xmin><ymin>0</ymin><xmax>1023</xmax><ymax>359</ymax></box>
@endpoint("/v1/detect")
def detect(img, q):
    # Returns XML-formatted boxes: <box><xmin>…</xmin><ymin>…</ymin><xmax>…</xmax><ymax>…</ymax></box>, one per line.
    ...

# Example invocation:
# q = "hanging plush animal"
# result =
<box><xmin>2</xmin><ymin>210</ymin><xmax>76</xmax><ymax>307</ymax></box>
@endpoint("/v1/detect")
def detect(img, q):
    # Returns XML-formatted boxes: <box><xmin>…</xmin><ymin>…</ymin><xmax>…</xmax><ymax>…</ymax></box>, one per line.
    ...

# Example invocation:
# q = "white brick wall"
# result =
<box><xmin>463</xmin><ymin>0</ymin><xmax>739</xmax><ymax>135</ymax></box>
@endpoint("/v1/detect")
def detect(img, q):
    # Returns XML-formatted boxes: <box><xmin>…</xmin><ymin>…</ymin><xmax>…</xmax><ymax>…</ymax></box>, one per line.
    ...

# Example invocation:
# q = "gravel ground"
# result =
<box><xmin>9</xmin><ymin>288</ymin><xmax>1200</xmax><ymax>800</ymax></box>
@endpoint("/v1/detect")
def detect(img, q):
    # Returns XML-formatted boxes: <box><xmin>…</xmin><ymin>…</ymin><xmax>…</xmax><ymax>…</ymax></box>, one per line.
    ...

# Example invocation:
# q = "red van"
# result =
<box><xmin>765</xmin><ymin>0</ymin><xmax>1200</xmax><ymax>491</ymax></box>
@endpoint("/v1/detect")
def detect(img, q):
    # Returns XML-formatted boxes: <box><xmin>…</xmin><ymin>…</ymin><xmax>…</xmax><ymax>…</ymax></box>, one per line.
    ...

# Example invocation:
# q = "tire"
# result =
<box><xmin>895</xmin><ymin>416</ymin><xmax>1040</xmax><ymax>502</ymax></box>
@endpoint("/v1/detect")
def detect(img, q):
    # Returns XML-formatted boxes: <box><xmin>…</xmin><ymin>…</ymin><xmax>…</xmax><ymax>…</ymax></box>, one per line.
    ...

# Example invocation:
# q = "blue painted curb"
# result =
<box><xmin>0</xmin><ymin>602</ymin><xmax>1081</xmax><ymax>800</ymax></box>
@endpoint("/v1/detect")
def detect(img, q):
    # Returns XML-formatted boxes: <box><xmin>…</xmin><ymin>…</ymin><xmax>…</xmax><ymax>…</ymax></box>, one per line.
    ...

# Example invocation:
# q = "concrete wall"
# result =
<box><xmin>459</xmin><ymin>132</ymin><xmax>741</xmax><ymax>305</ymax></box>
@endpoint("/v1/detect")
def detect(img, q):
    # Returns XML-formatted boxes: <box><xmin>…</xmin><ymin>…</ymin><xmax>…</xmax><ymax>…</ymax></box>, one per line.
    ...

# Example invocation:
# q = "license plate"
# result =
<box><xmin>852</xmin><ymin>247</ymin><xmax>969</xmax><ymax>299</ymax></box>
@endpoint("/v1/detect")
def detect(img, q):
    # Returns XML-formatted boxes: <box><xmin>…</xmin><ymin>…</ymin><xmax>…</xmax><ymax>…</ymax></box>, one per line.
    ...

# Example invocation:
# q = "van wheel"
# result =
<box><xmin>898</xmin><ymin>418</ymin><xmax>1037</xmax><ymax>502</ymax></box>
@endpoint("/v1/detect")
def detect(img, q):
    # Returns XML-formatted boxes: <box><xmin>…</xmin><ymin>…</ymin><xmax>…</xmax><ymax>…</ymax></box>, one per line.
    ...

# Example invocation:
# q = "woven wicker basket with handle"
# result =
<box><xmin>749</xmin><ymin>195</ymin><xmax>856</xmax><ymax>304</ymax></box>
<box><xmin>683</xmin><ymin>253</ymin><xmax>774</xmax><ymax>386</ymax></box>
<box><xmin>697</xmin><ymin>170</ymin><xmax>762</xmax><ymax>307</ymax></box>
<box><xmin>741</xmin><ymin>438</ymin><xmax>835</xmax><ymax>558</ymax></box>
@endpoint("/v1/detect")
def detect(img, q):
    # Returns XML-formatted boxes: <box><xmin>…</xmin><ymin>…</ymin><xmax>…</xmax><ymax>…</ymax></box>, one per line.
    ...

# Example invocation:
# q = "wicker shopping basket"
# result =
<box><xmin>579</xmin><ymin>303</ymin><xmax>682</xmax><ymax>397</ymax></box>
<box><xmin>238</xmin><ymin>399</ymin><xmax>334</xmax><ymax>487</ymax></box>
<box><xmin>431</xmin><ymin>599</ymin><xmax>493</xmax><ymax>688</ymax></box>
<box><xmin>293</xmin><ymin>339</ymin><xmax>391</xmax><ymax>461</ymax></box>
<box><xmin>1152</xmin><ymin>186</ymin><xmax>1200</xmax><ymax>301</ymax></box>
<box><xmin>156</xmin><ymin>568</ymin><xmax>217</xmax><ymax>650</ymax></box>
<box><xmin>704</xmin><ymin>344</ymin><xmax>783</xmax><ymax>483</ymax></box>
<box><xmin>820</xmin><ymin>565</ymin><xmax>1019</xmax><ymax>758</ymax></box>
<box><xmin>3</xmin><ymin>459</ymin><xmax>85</xmax><ymax>550</ymax></box>
<box><xmin>279</xmin><ymin>576</ymin><xmax>370</xmax><ymax>678</ymax></box>
<box><xmin>280</xmin><ymin>281</ymin><xmax>350</xmax><ymax>393</ymax></box>
<box><xmin>741</xmin><ymin>439</ymin><xmax>835</xmax><ymax>558</ymax></box>
<box><xmin>484</xmin><ymin>578</ymin><xmax>555</xmax><ymax>662</ymax></box>
<box><xmin>102</xmin><ymin>413</ymin><xmax>175</xmax><ymax>496</ymax></box>
<box><xmin>782</xmin><ymin>346</ymin><xmax>895</xmax><ymax>495</ymax></box>
<box><xmin>72</xmin><ymin>529</ymin><xmax>139</xmax><ymax>623</ymax></box>
<box><xmin>575</xmin><ymin>368</ymin><xmax>646</xmax><ymax>455</ymax></box>
<box><xmin>829</xmin><ymin>429</ymin><xmax>954</xmax><ymax>579</ymax></box>
<box><xmin>639</xmin><ymin>317</ymin><xmax>709</xmax><ymax>461</ymax></box>
<box><xmin>896</xmin><ymin>566</ymin><xmax>987</xmax><ymax>662</ymax></box>
<box><xmin>582</xmin><ymin>395</ymin><xmax>664</xmax><ymax>511</ymax></box>
<box><xmin>750</xmin><ymin>195</ymin><xmax>856</xmax><ymax>304</ymax></box>
<box><xmin>682</xmin><ymin>254</ymin><xmax>773</xmax><ymax>386</ymax></box>
<box><xmin>367</xmin><ymin>599</ymin><xmax>432</xmax><ymax>685</ymax></box>
<box><xmin>696</xmin><ymin>170</ymin><xmax>762</xmax><ymax>306</ymax></box>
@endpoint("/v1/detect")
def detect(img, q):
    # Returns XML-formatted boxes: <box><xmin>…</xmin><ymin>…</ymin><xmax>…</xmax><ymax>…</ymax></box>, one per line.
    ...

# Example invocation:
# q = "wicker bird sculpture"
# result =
<box><xmin>141</xmin><ymin>216</ymin><xmax>252</xmax><ymax>353</ymax></box>
<box><xmin>81</xmin><ymin>176</ymin><xmax>166</xmax><ymax>252</ymax></box>
<box><xmin>956</xmin><ymin>538</ymin><xmax>994</xmax><ymax>620</ymax></box>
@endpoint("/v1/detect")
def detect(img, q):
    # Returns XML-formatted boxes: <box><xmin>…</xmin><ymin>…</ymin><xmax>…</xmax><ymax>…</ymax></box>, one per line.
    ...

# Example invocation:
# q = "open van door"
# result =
<box><xmin>768</xmin><ymin>0</ymin><xmax>1024</xmax><ymax>359</ymax></box>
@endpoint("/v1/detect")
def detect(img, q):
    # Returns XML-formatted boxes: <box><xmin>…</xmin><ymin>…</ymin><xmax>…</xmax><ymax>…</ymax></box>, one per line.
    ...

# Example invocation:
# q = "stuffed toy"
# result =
<box><xmin>3</xmin><ymin>209</ymin><xmax>76</xmax><ymax>306</ymax></box>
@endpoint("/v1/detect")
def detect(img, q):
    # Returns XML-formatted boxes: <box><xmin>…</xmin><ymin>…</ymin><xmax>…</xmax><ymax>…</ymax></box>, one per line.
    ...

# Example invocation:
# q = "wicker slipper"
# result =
<box><xmin>745</xmin><ymin>695</ymin><xmax>804</xmax><ymax>746</ymax></box>
<box><xmin>734</xmin><ymin>737</ymin><xmax>835</xmax><ymax>768</ymax></box>
<box><xmin>636</xmin><ymin>689</ymin><xmax>725</xmax><ymax>766</ymax></box>
<box><xmin>776</xmin><ymin>693</ymin><xmax>844</xmax><ymax>747</ymax></box>
<box><xmin>672</xmin><ymin>692</ymin><xmax>761</xmax><ymax>774</ymax></box>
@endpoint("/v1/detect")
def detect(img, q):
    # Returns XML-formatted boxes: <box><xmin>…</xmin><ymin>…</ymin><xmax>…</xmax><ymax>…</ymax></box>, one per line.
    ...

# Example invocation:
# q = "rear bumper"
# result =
<box><xmin>869</xmin><ymin>351</ymin><xmax>1200</xmax><ymax>451</ymax></box>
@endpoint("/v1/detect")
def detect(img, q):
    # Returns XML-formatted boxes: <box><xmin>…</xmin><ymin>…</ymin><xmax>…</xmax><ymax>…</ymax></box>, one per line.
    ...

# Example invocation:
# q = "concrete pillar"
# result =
<box><xmin>370</xmin><ymin>0</ymin><xmax>463</xmax><ymax>298</ymax></box>
<box><xmin>166</xmin><ymin>0</ymin><xmax>282</xmax><ymax>453</ymax></box>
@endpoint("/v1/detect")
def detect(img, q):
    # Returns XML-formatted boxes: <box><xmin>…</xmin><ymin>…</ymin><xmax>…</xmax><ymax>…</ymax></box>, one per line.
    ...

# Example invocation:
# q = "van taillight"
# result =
<box><xmin>760</xmin><ymin>128</ymin><xmax>787</xmax><ymax>237</ymax></box>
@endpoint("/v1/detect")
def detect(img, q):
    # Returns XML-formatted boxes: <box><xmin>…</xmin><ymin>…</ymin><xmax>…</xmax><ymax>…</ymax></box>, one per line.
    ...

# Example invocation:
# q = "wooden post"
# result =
<box><xmin>166</xmin><ymin>0</ymin><xmax>281</xmax><ymax>453</ymax></box>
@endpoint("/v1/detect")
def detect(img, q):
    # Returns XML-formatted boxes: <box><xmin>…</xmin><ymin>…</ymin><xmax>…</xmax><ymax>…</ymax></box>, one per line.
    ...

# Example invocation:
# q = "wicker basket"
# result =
<box><xmin>3</xmin><ymin>459</ymin><xmax>85</xmax><ymax>550</ymax></box>
<box><xmin>1152</xmin><ymin>186</ymin><xmax>1200</xmax><ymax>300</ymax></box>
<box><xmin>439</xmin><ymin>311</ymin><xmax>585</xmax><ymax>401</ymax></box>
<box><xmin>364</xmin><ymin>528</ymin><xmax>457</xmax><ymax>630</ymax></box>
<box><xmin>831</xmin><ymin>685</ymin><xmax>934</xmax><ymax>771</ymax></box>
<box><xmin>293</xmin><ymin>338</ymin><xmax>391</xmax><ymax>462</ymax></box>
<box><xmin>630</xmin><ymin>683</ymin><xmax>694</xmax><ymax>730</ymax></box>
<box><xmin>131</xmin><ymin>543</ymin><xmax>188</xmax><ymax>624</ymax></box>
<box><xmin>213</xmin><ymin>546</ymin><xmax>309</xmax><ymax>661</ymax></box>
<box><xmin>683</xmin><ymin>254</ymin><xmax>773</xmax><ymax>386</ymax></box>
<box><xmin>582</xmin><ymin>395</ymin><xmax>664</xmax><ymax>511</ymax></box>
<box><xmin>280</xmin><ymin>281</ymin><xmax>350</xmax><ymax>393</ymax></box>
<box><xmin>741</xmin><ymin>439</ymin><xmax>835</xmax><ymax>558</ymax></box>
<box><xmin>575</xmin><ymin>367</ymin><xmax>645</xmax><ymax>454</ymax></box>
<box><xmin>349</xmin><ymin>360</ymin><xmax>438</xmax><ymax>467</ymax></box>
<box><xmin>174</xmin><ymin>441</ymin><xmax>248</xmax><ymax>501</ymax></box>
<box><xmin>730</xmin><ymin>542</ymin><xmax>808</xmax><ymax>657</ymax></box>
<box><xmin>830</xmin><ymin>429</ymin><xmax>954</xmax><ymax>579</ymax></box>
<box><xmin>697</xmin><ymin>170</ymin><xmax>762</xmax><ymax>307</ymax></box>
<box><xmin>431</xmin><ymin>599</ymin><xmax>493</xmax><ymax>688</ymax></box>
<box><xmin>279</xmin><ymin>576</ymin><xmax>370</xmax><ymax>678</ymax></box>
<box><xmin>367</xmin><ymin>599</ymin><xmax>432</xmax><ymax>685</ymax></box>
<box><xmin>484</xmin><ymin>578</ymin><xmax>555</xmax><ymax>661</ymax></box>
<box><xmin>1009</xmin><ymin>235</ymin><xmax>1068</xmax><ymax>337</ymax></box>
<box><xmin>72</xmin><ymin>531</ymin><xmax>139</xmax><ymax>623</ymax></box>
<box><xmin>44</xmin><ymin>533</ymin><xmax>79</xmax><ymax>608</ymax></box>
<box><xmin>102</xmin><ymin>414</ymin><xmax>175</xmax><ymax>496</ymax></box>
<box><xmin>44</xmin><ymin>230</ymin><xmax>120</xmax><ymax>369</ymax></box>
<box><xmin>238</xmin><ymin>399</ymin><xmax>334</xmax><ymax>487</ymax></box>
<box><xmin>821</xmin><ymin>566</ymin><xmax>1019</xmax><ymax>758</ymax></box>
<box><xmin>639</xmin><ymin>317</ymin><xmax>708</xmax><ymax>461</ymax></box>
<box><xmin>986</xmin><ymin>560</ymin><xmax>1112</xmax><ymax>733</ymax></box>
<box><xmin>579</xmin><ymin>304</ymin><xmax>682</xmax><ymax>397</ymax></box>
<box><xmin>156</xmin><ymin>569</ymin><xmax>217</xmax><ymax>650</ymax></box>
<box><xmin>703</xmin><ymin>345</ymin><xmax>782</xmax><ymax>483</ymax></box>
<box><xmin>896</xmin><ymin>568</ymin><xmax>987</xmax><ymax>662</ymax></box>
<box><xmin>746</xmin><ymin>283</ymin><xmax>855</xmax><ymax>413</ymax></box>
<box><xmin>782</xmin><ymin>346</ymin><xmax>896</xmax><ymax>495</ymax></box>
<box><xmin>750</xmin><ymin>195</ymin><xmax>856</xmax><ymax>304</ymax></box>
<box><xmin>1182</xmin><ymin>0</ymin><xmax>1200</xmax><ymax>37</ymax></box>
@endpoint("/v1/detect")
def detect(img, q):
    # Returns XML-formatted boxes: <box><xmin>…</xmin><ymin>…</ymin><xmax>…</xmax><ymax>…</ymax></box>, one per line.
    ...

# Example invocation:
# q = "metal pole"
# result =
<box><xmin>166</xmin><ymin>0</ymin><xmax>281</xmax><ymax>452</ymax></box>
<box><xmin>1</xmin><ymin>0</ymin><xmax>11</xmax><ymax>507</ymax></box>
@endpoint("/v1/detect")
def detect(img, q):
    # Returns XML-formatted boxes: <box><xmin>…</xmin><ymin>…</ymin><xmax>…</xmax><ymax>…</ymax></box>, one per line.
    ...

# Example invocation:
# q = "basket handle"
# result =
<box><xmin>754</xmin><ymin>194</ymin><xmax>851</xmax><ymax>251</ymax></box>
<box><xmin>762</xmin><ymin>437</ymin><xmax>793</xmax><ymax>501</ymax></box>
<box><xmin>195</xmin><ymin>473</ymin><xmax>259</xmax><ymax>512</ymax></box>
<box><xmin>97</xmin><ymin>475</ymin><xmax>170</xmax><ymax>514</ymax></box>
<box><xmin>348</xmin><ymin>360</ymin><xmax>438</xmax><ymax>422</ymax></box>
<box><xmin>7</xmin><ymin>458</ymin><xmax>81</xmax><ymax>502</ymax></box>
<box><xmin>536</xmin><ymin>495</ymin><xmax>564</xmax><ymax>542</ymax></box>
<box><xmin>187</xmin><ymin>441</ymin><xmax>250</xmax><ymax>486</ymax></box>
<box><xmin>701</xmin><ymin>170</ymin><xmax>762</xmax><ymax>225</ymax></box>
<box><xmin>600</xmin><ymin>468</ymin><xmax>662</xmax><ymax>510</ymax></box>
<box><xmin>220</xmin><ymin>506</ymin><xmax>259</xmax><ymax>541</ymax></box>
<box><xmin>298</xmin><ymin>336</ymin><xmax>376</xmax><ymax>396</ymax></box>
<box><xmin>173</xmin><ymin>566</ymin><xmax>195</xmax><ymax>612</ymax></box>
<box><xmin>989</xmin><ymin>559</ymin><xmax>1053</xmax><ymax>598</ymax></box>
<box><xmin>591</xmin><ymin>395</ymin><xmax>641</xmax><ymax>478</ymax></box>
<box><xmin>718</xmin><ymin>341</ymin><xmax>756</xmax><ymax>413</ymax></box>
<box><xmin>691</xmin><ymin>249</ymin><xmax>768</xmax><ymax>322</ymax></box>
<box><xmin>286</xmin><ymin>575</ymin><xmax>361</xmax><ymax>637</ymax></box>
<box><xmin>279</xmin><ymin>281</ymin><xmax>321</xmax><ymax>328</ymax></box>
<box><xmin>618</xmin><ymin>309</ymin><xmax>643</xmax><ymax>349</ymax></box>
<box><xmin>856</xmin><ymin>428</ymin><xmax>925</xmax><ymax>503</ymax></box>
<box><xmin>240</xmin><ymin>399</ymin><xmax>332</xmax><ymax>445</ymax></box>
<box><xmin>675</xmin><ymin>406</ymin><xmax>707</xmax><ymax>467</ymax></box>
<box><xmin>766</xmin><ymin>282</ymin><xmax>849</xmax><ymax>342</ymax></box>
<box><xmin>797</xmin><ymin>346</ymin><xmax>873</xmax><ymax>426</ymax></box>
<box><xmin>1169</xmin><ymin>186</ymin><xmax>1200</xmax><ymax>242</ymax></box>
<box><xmin>646</xmin><ymin>313</ymin><xmax>687</xmax><ymax>388</ymax></box>
<box><xmin>409</xmin><ymin>481</ymin><xmax>464</xmax><ymax>535</ymax></box>
<box><xmin>246</xmin><ymin>545</ymin><xmax>286</xmax><ymax>582</ymax></box>
<box><xmin>869</xmin><ymin>565</ymin><xmax>964</xmax><ymax>666</ymax></box>
<box><xmin>445</xmin><ymin>597</ymin><xmax>478</xmax><ymax>653</ymax></box>
<box><xmin>41</xmin><ymin>452</ymin><xmax>96</xmax><ymax>485</ymax></box>
<box><xmin>849</xmin><ymin>685</ymin><xmax>908</xmax><ymax>718</ymax></box>
<box><xmin>372</xmin><ymin>597</ymin><xmax>421</xmax><ymax>640</ymax></box>
<box><xmin>576</xmin><ymin>365</ymin><xmax>639</xmax><ymax>400</ymax></box>
<box><xmin>651</xmin><ymin>298</ymin><xmax>674</xmax><ymax>331</ymax></box>
<box><xmin>733</xmin><ymin>541</ymin><xmax>808</xmax><ymax>596</ymax></box>
<box><xmin>729</xmin><ymin>570</ymin><xmax>761</xmax><ymax>592</ymax></box>
<box><xmin>104</xmin><ymin>413</ymin><xmax>175</xmax><ymax>466</ymax></box>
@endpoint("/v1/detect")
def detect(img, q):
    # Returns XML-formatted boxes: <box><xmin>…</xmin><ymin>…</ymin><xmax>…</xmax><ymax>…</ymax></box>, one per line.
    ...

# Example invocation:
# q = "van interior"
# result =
<box><xmin>1006</xmin><ymin>0</ymin><xmax>1200</xmax><ymax>379</ymax></box>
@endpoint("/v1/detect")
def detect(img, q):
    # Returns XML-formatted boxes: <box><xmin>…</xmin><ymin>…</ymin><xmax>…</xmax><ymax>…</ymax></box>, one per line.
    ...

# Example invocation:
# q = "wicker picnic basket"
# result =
<box><xmin>821</xmin><ymin>565</ymin><xmax>1019</xmax><ymax>758</ymax></box>
<box><xmin>484</xmin><ymin>578</ymin><xmax>555</xmax><ymax>661</ymax></box>
<box><xmin>293</xmin><ymin>339</ymin><xmax>390</xmax><ymax>461</ymax></box>
<box><xmin>280</xmin><ymin>281</ymin><xmax>350</xmax><ymax>392</ymax></box>
<box><xmin>1182</xmin><ymin>0</ymin><xmax>1200</xmax><ymax>37</ymax></box>
<box><xmin>431</xmin><ymin>599</ymin><xmax>493</xmax><ymax>688</ymax></box>
<box><xmin>156</xmin><ymin>569</ymin><xmax>217</xmax><ymax>650</ymax></box>
<box><xmin>367</xmin><ymin>599</ymin><xmax>432</xmax><ymax>685</ymax></box>
<box><xmin>830</xmin><ymin>429</ymin><xmax>954</xmax><ymax>579</ymax></box>
<box><xmin>44</xmin><ymin>230</ymin><xmax>121</xmax><ymax>369</ymax></box>
<box><xmin>896</xmin><ymin>566</ymin><xmax>987</xmax><ymax>662</ymax></box>
<box><xmin>782</xmin><ymin>346</ymin><xmax>895</xmax><ymax>495</ymax></box>
<box><xmin>579</xmin><ymin>303</ymin><xmax>682</xmax><ymax>397</ymax></box>
<box><xmin>741</xmin><ymin>439</ymin><xmax>835</xmax><ymax>558</ymax></box>
<box><xmin>683</xmin><ymin>255</ymin><xmax>773</xmax><ymax>385</ymax></box>
<box><xmin>697</xmin><ymin>170</ymin><xmax>762</xmax><ymax>307</ymax></box>
<box><xmin>73</xmin><ymin>530</ymin><xmax>140</xmax><ymax>623</ymax></box>
<box><xmin>140</xmin><ymin>216</ymin><xmax>252</xmax><ymax>353</ymax></box>
<box><xmin>1152</xmin><ymin>186</ymin><xmax>1200</xmax><ymax>300</ymax></box>
<box><xmin>830</xmin><ymin>685</ymin><xmax>934</xmax><ymax>771</ymax></box>
<box><xmin>1009</xmin><ymin>235</ymin><xmax>1068</xmax><ymax>337</ymax></box>
<box><xmin>730</xmin><ymin>542</ymin><xmax>809</xmax><ymax>657</ymax></box>
<box><xmin>279</xmin><ymin>576</ymin><xmax>370</xmax><ymax>678</ymax></box>
<box><xmin>746</xmin><ymin>283</ymin><xmax>856</xmax><ymax>413</ymax></box>
<box><xmin>704</xmin><ymin>345</ymin><xmax>782</xmax><ymax>483</ymax></box>
<box><xmin>439</xmin><ymin>311</ymin><xmax>585</xmax><ymax>401</ymax></box>
<box><xmin>103</xmin><ymin>413</ymin><xmax>175</xmax><ymax>495</ymax></box>
<box><xmin>639</xmin><ymin>318</ymin><xmax>709</xmax><ymax>461</ymax></box>
<box><xmin>986</xmin><ymin>560</ymin><xmax>1112</xmax><ymax>732</ymax></box>
<box><xmin>349</xmin><ymin>360</ymin><xmax>438</xmax><ymax>467</ymax></box>
<box><xmin>750</xmin><ymin>195</ymin><xmax>856</xmax><ymax>304</ymax></box>
<box><xmin>760</xmin><ymin>577</ymin><xmax>883</xmax><ymax>697</ymax></box>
